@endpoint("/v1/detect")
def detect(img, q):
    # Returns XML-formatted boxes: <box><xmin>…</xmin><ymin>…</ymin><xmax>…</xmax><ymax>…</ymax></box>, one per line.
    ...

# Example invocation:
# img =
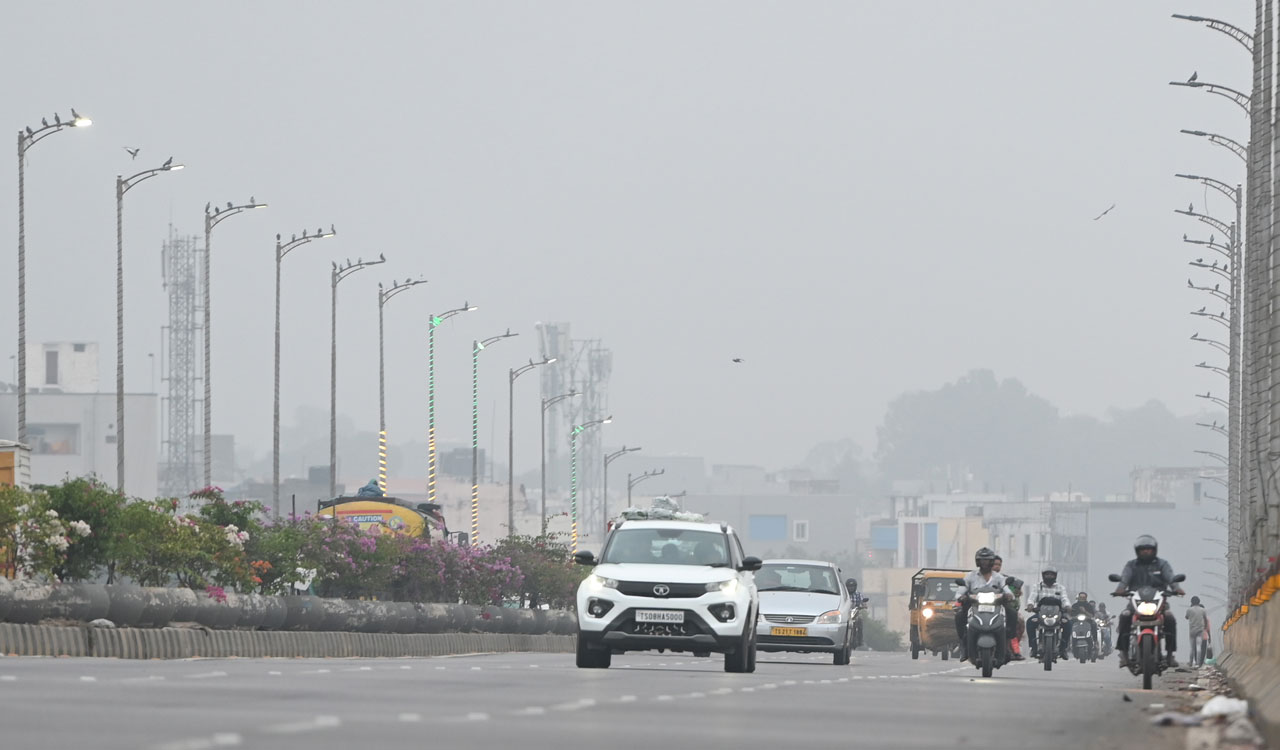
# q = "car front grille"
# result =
<box><xmin>759</xmin><ymin>635</ymin><xmax>835</xmax><ymax>647</ymax></box>
<box><xmin>616</xmin><ymin>581</ymin><xmax>707</xmax><ymax>599</ymax></box>
<box><xmin>762</xmin><ymin>614</ymin><xmax>816</xmax><ymax>625</ymax></box>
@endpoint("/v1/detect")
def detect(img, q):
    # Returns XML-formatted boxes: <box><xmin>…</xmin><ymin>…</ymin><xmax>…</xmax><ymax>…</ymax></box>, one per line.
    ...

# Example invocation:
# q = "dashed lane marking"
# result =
<box><xmin>187</xmin><ymin>671</ymin><xmax>229</xmax><ymax>680</ymax></box>
<box><xmin>263</xmin><ymin>715</ymin><xmax>341</xmax><ymax>734</ymax></box>
<box><xmin>465</xmin><ymin>712</ymin><xmax>490</xmax><ymax>722</ymax></box>
<box><xmin>79</xmin><ymin>676</ymin><xmax>97</xmax><ymax>682</ymax></box>
<box><xmin>398</xmin><ymin>713</ymin><xmax>421</xmax><ymax>723</ymax></box>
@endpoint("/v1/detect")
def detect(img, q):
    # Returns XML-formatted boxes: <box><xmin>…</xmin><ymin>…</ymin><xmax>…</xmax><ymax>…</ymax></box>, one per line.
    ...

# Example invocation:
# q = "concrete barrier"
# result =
<box><xmin>2</xmin><ymin>624</ymin><xmax>573</xmax><ymax>660</ymax></box>
<box><xmin>1222</xmin><ymin>594</ymin><xmax>1280</xmax><ymax>747</ymax></box>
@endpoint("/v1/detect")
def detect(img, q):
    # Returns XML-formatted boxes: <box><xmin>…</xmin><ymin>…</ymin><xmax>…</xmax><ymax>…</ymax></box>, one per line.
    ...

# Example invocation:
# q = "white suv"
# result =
<box><xmin>574</xmin><ymin>517</ymin><xmax>762</xmax><ymax>672</ymax></box>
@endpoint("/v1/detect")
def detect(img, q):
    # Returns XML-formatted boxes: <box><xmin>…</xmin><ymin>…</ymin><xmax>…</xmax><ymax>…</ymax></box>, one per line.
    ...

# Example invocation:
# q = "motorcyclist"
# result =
<box><xmin>992</xmin><ymin>556</ymin><xmax>1024</xmax><ymax>660</ymax></box>
<box><xmin>1113</xmin><ymin>534</ymin><xmax>1183</xmax><ymax>669</ymax></box>
<box><xmin>1069</xmin><ymin>592</ymin><xmax>1099</xmax><ymax>653</ymax></box>
<box><xmin>953</xmin><ymin>547</ymin><xmax>1014</xmax><ymax>661</ymax></box>
<box><xmin>1024</xmin><ymin>568</ymin><xmax>1069</xmax><ymax>659</ymax></box>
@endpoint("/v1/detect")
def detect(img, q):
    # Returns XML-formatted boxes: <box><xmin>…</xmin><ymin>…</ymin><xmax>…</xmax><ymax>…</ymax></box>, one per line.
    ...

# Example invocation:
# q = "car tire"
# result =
<box><xmin>834</xmin><ymin>636</ymin><xmax>851</xmax><ymax>666</ymax></box>
<box><xmin>725</xmin><ymin>618</ymin><xmax>755</xmax><ymax>673</ymax></box>
<box><xmin>576</xmin><ymin>634</ymin><xmax>609</xmax><ymax>669</ymax></box>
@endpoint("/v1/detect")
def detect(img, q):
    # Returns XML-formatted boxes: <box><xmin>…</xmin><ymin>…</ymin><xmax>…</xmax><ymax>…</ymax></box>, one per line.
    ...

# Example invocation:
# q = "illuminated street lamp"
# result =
<box><xmin>540</xmin><ymin>390</ymin><xmax>580</xmax><ymax>535</ymax></box>
<box><xmin>471</xmin><ymin>330</ymin><xmax>518</xmax><ymax>544</ymax></box>
<box><xmin>427</xmin><ymin>303</ymin><xmax>477</xmax><ymax>505</ymax></box>
<box><xmin>569</xmin><ymin>416</ymin><xmax>611</xmax><ymax>553</ymax></box>
<box><xmin>376</xmin><ymin>277</ymin><xmax>428</xmax><ymax>493</ymax></box>
<box><xmin>329</xmin><ymin>255</ymin><xmax>386</xmax><ymax>499</ymax></box>
<box><xmin>627</xmin><ymin>468</ymin><xmax>666</xmax><ymax>505</ymax></box>
<box><xmin>116</xmin><ymin>158</ymin><xmax>185</xmax><ymax>493</ymax></box>
<box><xmin>603</xmin><ymin>446</ymin><xmax>641</xmax><ymax>531</ymax></box>
<box><xmin>16</xmin><ymin>109</ymin><xmax>90</xmax><ymax>450</ymax></box>
<box><xmin>202</xmin><ymin>198</ymin><xmax>266</xmax><ymax>486</ymax></box>
<box><xmin>509</xmin><ymin>357</ymin><xmax>555</xmax><ymax>536</ymax></box>
<box><xmin>272</xmin><ymin>226</ymin><xmax>335</xmax><ymax>512</ymax></box>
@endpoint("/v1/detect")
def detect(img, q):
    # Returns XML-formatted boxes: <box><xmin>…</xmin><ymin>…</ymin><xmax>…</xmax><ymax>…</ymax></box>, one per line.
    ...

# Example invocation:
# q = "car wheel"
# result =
<box><xmin>575</xmin><ymin>633</ymin><xmax>609</xmax><ymax>669</ymax></box>
<box><xmin>834</xmin><ymin>635</ymin><xmax>851</xmax><ymax>666</ymax></box>
<box><xmin>725</xmin><ymin>619</ymin><xmax>754</xmax><ymax>673</ymax></box>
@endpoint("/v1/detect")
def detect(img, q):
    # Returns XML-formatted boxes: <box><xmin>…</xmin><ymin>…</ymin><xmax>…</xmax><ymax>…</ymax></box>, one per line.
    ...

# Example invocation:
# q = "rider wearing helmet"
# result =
<box><xmin>1070</xmin><ymin>591</ymin><xmax>1099</xmax><ymax>651</ymax></box>
<box><xmin>1113</xmin><ymin>535</ymin><xmax>1183</xmax><ymax>669</ymax></box>
<box><xmin>1025</xmin><ymin>568</ymin><xmax>1069</xmax><ymax>659</ymax></box>
<box><xmin>953</xmin><ymin>547</ymin><xmax>1013</xmax><ymax>661</ymax></box>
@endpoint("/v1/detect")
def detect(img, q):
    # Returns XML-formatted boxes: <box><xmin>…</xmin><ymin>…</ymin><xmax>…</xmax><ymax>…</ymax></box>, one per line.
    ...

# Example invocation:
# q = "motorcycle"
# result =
<box><xmin>965</xmin><ymin>586</ymin><xmax>1008</xmax><ymax>678</ymax></box>
<box><xmin>1071</xmin><ymin>613</ymin><xmax>1097</xmax><ymax>663</ymax></box>
<box><xmin>1108</xmin><ymin>571</ymin><xmax>1187</xmax><ymax>690</ymax></box>
<box><xmin>1032</xmin><ymin>596</ymin><xmax>1063</xmax><ymax>672</ymax></box>
<box><xmin>1097</xmin><ymin>616</ymin><xmax>1113</xmax><ymax>657</ymax></box>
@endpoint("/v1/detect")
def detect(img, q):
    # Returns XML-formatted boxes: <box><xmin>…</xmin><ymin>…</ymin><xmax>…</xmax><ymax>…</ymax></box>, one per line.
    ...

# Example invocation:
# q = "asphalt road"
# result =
<box><xmin>0</xmin><ymin>649</ymin><xmax>1192</xmax><ymax>750</ymax></box>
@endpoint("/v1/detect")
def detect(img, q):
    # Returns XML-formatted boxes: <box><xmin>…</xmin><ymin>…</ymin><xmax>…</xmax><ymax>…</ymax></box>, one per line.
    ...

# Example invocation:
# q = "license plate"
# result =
<box><xmin>771</xmin><ymin>627</ymin><xmax>808</xmax><ymax>637</ymax></box>
<box><xmin>635</xmin><ymin>610</ymin><xmax>684</xmax><ymax>623</ymax></box>
<box><xmin>976</xmin><ymin>604</ymin><xmax>997</xmax><ymax>613</ymax></box>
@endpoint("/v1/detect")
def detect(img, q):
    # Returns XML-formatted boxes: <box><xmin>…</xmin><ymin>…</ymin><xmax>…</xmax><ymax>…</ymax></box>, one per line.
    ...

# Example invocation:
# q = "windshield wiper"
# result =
<box><xmin>811</xmin><ymin>589</ymin><xmax>840</xmax><ymax>595</ymax></box>
<box><xmin>759</xmin><ymin>585</ymin><xmax>807</xmax><ymax>592</ymax></box>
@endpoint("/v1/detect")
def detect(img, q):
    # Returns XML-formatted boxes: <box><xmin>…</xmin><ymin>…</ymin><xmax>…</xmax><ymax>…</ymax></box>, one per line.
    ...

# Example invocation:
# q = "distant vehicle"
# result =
<box><xmin>754</xmin><ymin>559</ymin><xmax>858</xmax><ymax>665</ymax></box>
<box><xmin>908</xmin><ymin>568</ymin><xmax>967</xmax><ymax>660</ymax></box>
<box><xmin>573</xmin><ymin>510</ymin><xmax>761</xmax><ymax>672</ymax></box>
<box><xmin>317</xmin><ymin>496</ymin><xmax>447</xmax><ymax>539</ymax></box>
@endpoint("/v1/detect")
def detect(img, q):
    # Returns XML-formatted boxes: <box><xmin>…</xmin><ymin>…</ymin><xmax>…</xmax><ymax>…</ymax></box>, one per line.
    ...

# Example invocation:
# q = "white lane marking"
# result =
<box><xmin>656</xmin><ymin>695</ymin><xmax>674</xmax><ymax>702</ymax></box>
<box><xmin>0</xmin><ymin>675</ymin><xmax>16</xmax><ymax>682</ymax></box>
<box><xmin>837</xmin><ymin>678</ymin><xmax>849</xmax><ymax>683</ymax></box>
<box><xmin>470</xmin><ymin>667</ymin><xmax>482</xmax><ymax>671</ymax></box>
<box><xmin>514</xmin><ymin>707</ymin><xmax>546</xmax><ymax>716</ymax></box>
<box><xmin>264</xmin><ymin>715</ymin><xmax>341</xmax><ymax>734</ymax></box>
<box><xmin>79</xmin><ymin>676</ymin><xmax>97</xmax><ymax>682</ymax></box>
<box><xmin>552</xmin><ymin>698</ymin><xmax>597</xmax><ymax>711</ymax></box>
<box><xmin>465</xmin><ymin>712</ymin><xmax>490</xmax><ymax>722</ymax></box>
<box><xmin>122</xmin><ymin>675</ymin><xmax>166</xmax><ymax>684</ymax></box>
<box><xmin>398</xmin><ymin>713</ymin><xmax>421</xmax><ymax>723</ymax></box>
<box><xmin>759</xmin><ymin>683</ymin><xmax>778</xmax><ymax>690</ymax></box>
<box><xmin>435</xmin><ymin>667</ymin><xmax>447</xmax><ymax>671</ymax></box>
<box><xmin>618</xmin><ymin>695</ymin><xmax>638</xmax><ymax>703</ymax></box>
<box><xmin>298</xmin><ymin>669</ymin><xmax>330</xmax><ymax>675</ymax></box>
<box><xmin>740</xmin><ymin>687</ymin><xmax>755</xmax><ymax>693</ymax></box>
<box><xmin>400</xmin><ymin>665</ymin><xmax>412</xmax><ymax>670</ymax></box>
<box><xmin>687</xmin><ymin>692</ymin><xmax>706</xmax><ymax>699</ymax></box>
<box><xmin>188</xmin><ymin>671</ymin><xmax>228</xmax><ymax>680</ymax></box>
<box><xmin>782</xmin><ymin>680</ymin><xmax>797</xmax><ymax>686</ymax></box>
<box><xmin>342</xmin><ymin>666</ymin><xmax>373</xmax><ymax>672</ymax></box>
<box><xmin>154</xmin><ymin>733</ymin><xmax>243</xmax><ymax>750</ymax></box>
<box><xmin>710</xmin><ymin>688</ymin><xmax>733</xmax><ymax>695</ymax></box>
<box><xmin>529</xmin><ymin>664</ymin><xmax>540</xmax><ymax>669</ymax></box>
<box><xmin>267</xmin><ymin>671</ymin><xmax>282</xmax><ymax>676</ymax></box>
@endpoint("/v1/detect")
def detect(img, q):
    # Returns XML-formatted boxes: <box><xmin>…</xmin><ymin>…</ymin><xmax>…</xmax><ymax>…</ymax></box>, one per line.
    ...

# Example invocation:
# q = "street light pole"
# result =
<box><xmin>570</xmin><ymin>416</ymin><xmax>611</xmax><ymax>553</ymax></box>
<box><xmin>471</xmin><ymin>330</ymin><xmax>517</xmax><ymax>544</ymax></box>
<box><xmin>540</xmin><ymin>390</ymin><xmax>579</xmax><ymax>535</ymax></box>
<box><xmin>1169</xmin><ymin>80</ymin><xmax>1252</xmax><ymax>116</ymax></box>
<box><xmin>272</xmin><ymin>226</ymin><xmax>335</xmax><ymax>513</ymax></box>
<box><xmin>203</xmin><ymin>198</ymin><xmax>266</xmax><ymax>487</ymax></box>
<box><xmin>329</xmin><ymin>254</ymin><xmax>385</xmax><ymax>499</ymax></box>
<box><xmin>603</xmin><ymin>446</ymin><xmax>641</xmax><ymax>531</ymax></box>
<box><xmin>116</xmin><ymin>157</ymin><xmax>184</xmax><ymax>493</ymax></box>
<box><xmin>627</xmin><ymin>468</ymin><xmax>666</xmax><ymax>506</ymax></box>
<box><xmin>376</xmin><ymin>277</ymin><xmax>427</xmax><ymax>494</ymax></box>
<box><xmin>427</xmin><ymin>303</ymin><xmax>477</xmax><ymax>505</ymax></box>
<box><xmin>1179</xmin><ymin>130</ymin><xmax>1249</xmax><ymax>164</ymax></box>
<box><xmin>509</xmin><ymin>357</ymin><xmax>555</xmax><ymax>537</ymax></box>
<box><xmin>16</xmin><ymin>110</ymin><xmax>90</xmax><ymax>452</ymax></box>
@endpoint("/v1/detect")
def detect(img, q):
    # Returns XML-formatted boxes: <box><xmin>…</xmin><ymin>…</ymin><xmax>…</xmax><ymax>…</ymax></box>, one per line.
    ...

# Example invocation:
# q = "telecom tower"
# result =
<box><xmin>537</xmin><ymin>323</ymin><xmax>572</xmax><ymax>491</ymax></box>
<box><xmin>158</xmin><ymin>228</ymin><xmax>202</xmax><ymax>500</ymax></box>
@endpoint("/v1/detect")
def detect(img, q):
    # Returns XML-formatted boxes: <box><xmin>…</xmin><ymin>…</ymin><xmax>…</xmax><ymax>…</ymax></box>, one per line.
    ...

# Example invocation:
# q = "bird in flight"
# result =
<box><xmin>123</xmin><ymin>147</ymin><xmax>140</xmax><ymax>160</ymax></box>
<box><xmin>1093</xmin><ymin>203</ymin><xmax>1115</xmax><ymax>221</ymax></box>
<box><xmin>1189</xmin><ymin>71</ymin><xmax>1199</xmax><ymax>83</ymax></box>
<box><xmin>731</xmin><ymin>358</ymin><xmax>744</xmax><ymax>364</ymax></box>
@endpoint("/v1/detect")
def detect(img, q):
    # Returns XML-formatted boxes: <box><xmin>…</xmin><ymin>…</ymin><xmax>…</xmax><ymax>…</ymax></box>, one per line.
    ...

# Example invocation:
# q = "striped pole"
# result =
<box><xmin>570</xmin><ymin>428</ymin><xmax>580</xmax><ymax>554</ymax></box>
<box><xmin>427</xmin><ymin>318</ymin><xmax>439</xmax><ymax>504</ymax></box>
<box><xmin>377</xmin><ymin>430</ymin><xmax>388</xmax><ymax>494</ymax></box>
<box><xmin>471</xmin><ymin>340</ymin><xmax>481</xmax><ymax>545</ymax></box>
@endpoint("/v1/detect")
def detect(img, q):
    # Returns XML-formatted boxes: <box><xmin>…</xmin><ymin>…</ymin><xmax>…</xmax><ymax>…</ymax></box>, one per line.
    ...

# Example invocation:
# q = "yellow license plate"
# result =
<box><xmin>771</xmin><ymin>626</ymin><xmax>808</xmax><ymax>637</ymax></box>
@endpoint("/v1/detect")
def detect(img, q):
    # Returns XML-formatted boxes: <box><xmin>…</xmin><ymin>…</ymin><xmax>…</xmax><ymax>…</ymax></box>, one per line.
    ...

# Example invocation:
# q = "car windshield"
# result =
<box><xmin>922</xmin><ymin>577</ymin><xmax>960</xmax><ymax>601</ymax></box>
<box><xmin>601</xmin><ymin>528</ymin><xmax>730</xmax><ymax>566</ymax></box>
<box><xmin>756</xmin><ymin>564</ymin><xmax>840</xmax><ymax>595</ymax></box>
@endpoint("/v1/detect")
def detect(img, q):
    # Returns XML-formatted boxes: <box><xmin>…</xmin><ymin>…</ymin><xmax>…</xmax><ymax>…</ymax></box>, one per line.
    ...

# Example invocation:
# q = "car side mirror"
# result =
<box><xmin>1172</xmin><ymin>574</ymin><xmax>1187</xmax><ymax>583</ymax></box>
<box><xmin>1107</xmin><ymin>573</ymin><xmax>1122</xmax><ymax>583</ymax></box>
<box><xmin>845</xmin><ymin>578</ymin><xmax>858</xmax><ymax>593</ymax></box>
<box><xmin>573</xmin><ymin>550</ymin><xmax>596</xmax><ymax>566</ymax></box>
<box><xmin>739</xmin><ymin>556</ymin><xmax>763</xmax><ymax>572</ymax></box>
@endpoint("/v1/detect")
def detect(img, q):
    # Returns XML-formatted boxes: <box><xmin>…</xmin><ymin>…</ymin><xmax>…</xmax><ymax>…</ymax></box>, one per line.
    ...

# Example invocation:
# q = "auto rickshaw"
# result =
<box><xmin>909</xmin><ymin>568</ymin><xmax>968</xmax><ymax>660</ymax></box>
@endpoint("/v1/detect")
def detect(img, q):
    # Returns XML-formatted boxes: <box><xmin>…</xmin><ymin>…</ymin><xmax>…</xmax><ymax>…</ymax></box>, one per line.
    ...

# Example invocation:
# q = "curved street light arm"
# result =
<box><xmin>1188</xmin><ymin>281</ymin><xmax>1232</xmax><ymax>304</ymax></box>
<box><xmin>333</xmin><ymin>254</ymin><xmax>386</xmax><ymax>286</ymax></box>
<box><xmin>1190</xmin><ymin>333</ymin><xmax>1231</xmax><ymax>355</ymax></box>
<box><xmin>431</xmin><ymin>301</ymin><xmax>478</xmax><ymax>328</ymax></box>
<box><xmin>1179</xmin><ymin>129</ymin><xmax>1249</xmax><ymax>164</ymax></box>
<box><xmin>628</xmin><ymin>468</ymin><xmax>666</xmax><ymax>490</ymax></box>
<box><xmin>1195</xmin><ymin>391</ymin><xmax>1230</xmax><ymax>408</ymax></box>
<box><xmin>543</xmin><ymin>390</ymin><xmax>581</xmax><ymax>412</ymax></box>
<box><xmin>1175</xmin><ymin>174</ymin><xmax>1240</xmax><ymax>206</ymax></box>
<box><xmin>512</xmin><ymin>356</ymin><xmax>556</xmax><ymax>382</ymax></box>
<box><xmin>1183</xmin><ymin>233</ymin><xmax>1233</xmax><ymax>262</ymax></box>
<box><xmin>1190</xmin><ymin>310</ymin><xmax>1231</xmax><ymax>330</ymax></box>
<box><xmin>1189</xmin><ymin>261</ymin><xmax>1232</xmax><ymax>282</ymax></box>
<box><xmin>1196</xmin><ymin>420</ymin><xmax>1230</xmax><ymax>436</ymax></box>
<box><xmin>19</xmin><ymin>110</ymin><xmax>92</xmax><ymax>153</ymax></box>
<box><xmin>277</xmin><ymin>225</ymin><xmax>336</xmax><ymax>260</ymax></box>
<box><xmin>207</xmin><ymin>199</ymin><xmax>268</xmax><ymax>232</ymax></box>
<box><xmin>477</xmin><ymin>330</ymin><xmax>518</xmax><ymax>351</ymax></box>
<box><xmin>1175</xmin><ymin>208</ymin><xmax>1233</xmax><ymax>237</ymax></box>
<box><xmin>121</xmin><ymin>162</ymin><xmax>185</xmax><ymax>196</ymax></box>
<box><xmin>1195</xmin><ymin>450</ymin><xmax>1229</xmax><ymax>465</ymax></box>
<box><xmin>379</xmin><ymin>277</ymin><xmax>428</xmax><ymax>306</ymax></box>
<box><xmin>1171</xmin><ymin>14</ymin><xmax>1255</xmax><ymax>54</ymax></box>
<box><xmin>1195</xmin><ymin>362</ymin><xmax>1230</xmax><ymax>378</ymax></box>
<box><xmin>606</xmin><ymin>446</ymin><xmax>642</xmax><ymax>466</ymax></box>
<box><xmin>1169</xmin><ymin>81</ymin><xmax>1252</xmax><ymax>116</ymax></box>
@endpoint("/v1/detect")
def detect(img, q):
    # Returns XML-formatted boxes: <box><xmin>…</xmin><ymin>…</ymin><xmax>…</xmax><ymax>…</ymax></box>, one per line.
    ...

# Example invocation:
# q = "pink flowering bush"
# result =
<box><xmin>0</xmin><ymin>485</ymin><xmax>86</xmax><ymax>581</ymax></box>
<box><xmin>392</xmin><ymin>538</ymin><xmax>524</xmax><ymax>605</ymax></box>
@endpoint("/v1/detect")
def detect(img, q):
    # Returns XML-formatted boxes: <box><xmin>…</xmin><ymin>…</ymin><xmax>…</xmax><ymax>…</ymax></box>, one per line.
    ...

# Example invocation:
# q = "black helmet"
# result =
<box><xmin>975</xmin><ymin>547</ymin><xmax>997</xmax><ymax>565</ymax></box>
<box><xmin>1134</xmin><ymin>534</ymin><xmax>1158</xmax><ymax>555</ymax></box>
<box><xmin>1191</xmin><ymin>596</ymin><xmax>1202</xmax><ymax>606</ymax></box>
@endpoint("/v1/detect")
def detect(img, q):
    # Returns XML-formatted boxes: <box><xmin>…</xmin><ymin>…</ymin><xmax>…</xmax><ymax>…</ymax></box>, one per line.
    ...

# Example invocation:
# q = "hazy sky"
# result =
<box><xmin>2</xmin><ymin>2</ymin><xmax>1247</xmax><ymax>477</ymax></box>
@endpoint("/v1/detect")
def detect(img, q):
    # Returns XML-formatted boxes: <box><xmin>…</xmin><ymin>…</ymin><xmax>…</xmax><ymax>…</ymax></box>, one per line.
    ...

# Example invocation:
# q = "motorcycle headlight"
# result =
<box><xmin>1076</xmin><ymin>614</ymin><xmax>1087</xmax><ymax>621</ymax></box>
<box><xmin>922</xmin><ymin>607</ymin><xmax>935</xmax><ymax>619</ymax></box>
<box><xmin>587</xmin><ymin>574</ymin><xmax>619</xmax><ymax>590</ymax></box>
<box><xmin>976</xmin><ymin>592</ymin><xmax>998</xmax><ymax>605</ymax></box>
<box><xmin>815</xmin><ymin>610</ymin><xmax>842</xmax><ymax>625</ymax></box>
<box><xmin>705</xmin><ymin>578</ymin><xmax>738</xmax><ymax>594</ymax></box>
<box><xmin>1135</xmin><ymin>602</ymin><xmax>1159</xmax><ymax>617</ymax></box>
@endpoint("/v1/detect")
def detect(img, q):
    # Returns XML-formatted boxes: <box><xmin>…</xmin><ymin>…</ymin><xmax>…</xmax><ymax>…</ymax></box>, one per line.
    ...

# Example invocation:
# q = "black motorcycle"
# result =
<box><xmin>965</xmin><ymin>586</ymin><xmax>1009</xmax><ymax>678</ymax></box>
<box><xmin>1070</xmin><ymin>612</ymin><xmax>1097</xmax><ymax>663</ymax></box>
<box><xmin>1032</xmin><ymin>596</ymin><xmax>1064</xmax><ymax>672</ymax></box>
<box><xmin>1108</xmin><ymin>572</ymin><xmax>1186</xmax><ymax>690</ymax></box>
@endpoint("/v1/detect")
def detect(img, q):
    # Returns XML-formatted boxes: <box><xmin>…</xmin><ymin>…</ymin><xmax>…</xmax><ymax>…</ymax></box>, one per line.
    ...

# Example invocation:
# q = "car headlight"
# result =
<box><xmin>1135</xmin><ymin>602</ymin><xmax>1159</xmax><ymax>617</ymax></box>
<box><xmin>706</xmin><ymin>578</ymin><xmax>739</xmax><ymax>594</ymax></box>
<box><xmin>815</xmin><ymin>610</ymin><xmax>842</xmax><ymax>625</ymax></box>
<box><xmin>976</xmin><ymin>592</ymin><xmax>998</xmax><ymax>605</ymax></box>
<box><xmin>587</xmin><ymin>574</ymin><xmax>619</xmax><ymax>590</ymax></box>
<box><xmin>922</xmin><ymin>607</ymin><xmax>934</xmax><ymax>619</ymax></box>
